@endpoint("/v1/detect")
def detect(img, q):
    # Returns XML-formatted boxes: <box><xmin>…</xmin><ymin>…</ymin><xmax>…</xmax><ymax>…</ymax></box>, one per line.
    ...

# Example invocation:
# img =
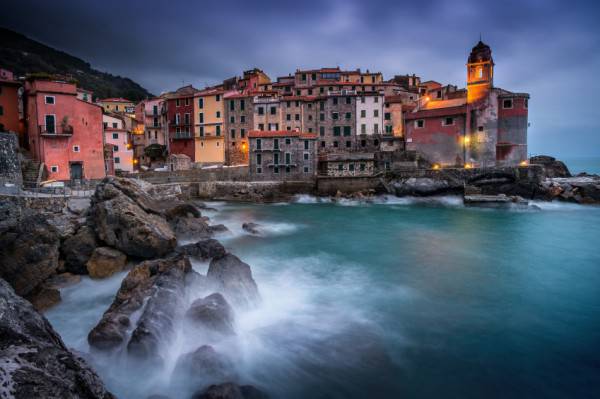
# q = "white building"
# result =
<box><xmin>356</xmin><ymin>93</ymin><xmax>384</xmax><ymax>136</ymax></box>
<box><xmin>103</xmin><ymin>113</ymin><xmax>134</xmax><ymax>173</ymax></box>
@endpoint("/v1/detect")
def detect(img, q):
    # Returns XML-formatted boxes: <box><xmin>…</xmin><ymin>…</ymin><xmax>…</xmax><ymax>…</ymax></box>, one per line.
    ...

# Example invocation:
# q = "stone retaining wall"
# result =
<box><xmin>0</xmin><ymin>132</ymin><xmax>21</xmax><ymax>186</ymax></box>
<box><xmin>0</xmin><ymin>194</ymin><xmax>68</xmax><ymax>214</ymax></box>
<box><xmin>130</xmin><ymin>166</ymin><xmax>250</xmax><ymax>184</ymax></box>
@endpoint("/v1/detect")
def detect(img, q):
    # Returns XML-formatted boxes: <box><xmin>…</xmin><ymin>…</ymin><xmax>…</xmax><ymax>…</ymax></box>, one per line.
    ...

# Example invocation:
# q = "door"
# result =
<box><xmin>70</xmin><ymin>162</ymin><xmax>83</xmax><ymax>180</ymax></box>
<box><xmin>45</xmin><ymin>114</ymin><xmax>55</xmax><ymax>133</ymax></box>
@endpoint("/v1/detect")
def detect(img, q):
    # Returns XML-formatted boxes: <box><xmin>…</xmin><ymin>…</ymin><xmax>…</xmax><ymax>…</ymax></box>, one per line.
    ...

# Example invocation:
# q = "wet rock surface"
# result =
<box><xmin>88</xmin><ymin>255</ymin><xmax>191</xmax><ymax>351</ymax></box>
<box><xmin>242</xmin><ymin>222</ymin><xmax>261</xmax><ymax>235</ymax></box>
<box><xmin>172</xmin><ymin>345</ymin><xmax>237</xmax><ymax>393</ymax></box>
<box><xmin>185</xmin><ymin>293</ymin><xmax>235</xmax><ymax>336</ymax></box>
<box><xmin>62</xmin><ymin>225</ymin><xmax>99</xmax><ymax>274</ymax></box>
<box><xmin>0</xmin><ymin>278</ymin><xmax>114</xmax><ymax>399</ymax></box>
<box><xmin>86</xmin><ymin>246</ymin><xmax>127</xmax><ymax>279</ymax></box>
<box><xmin>176</xmin><ymin>239</ymin><xmax>227</xmax><ymax>260</ymax></box>
<box><xmin>530</xmin><ymin>155</ymin><xmax>571</xmax><ymax>178</ymax></box>
<box><xmin>207</xmin><ymin>254</ymin><xmax>260</xmax><ymax>309</ymax></box>
<box><xmin>392</xmin><ymin>177</ymin><xmax>462</xmax><ymax>196</ymax></box>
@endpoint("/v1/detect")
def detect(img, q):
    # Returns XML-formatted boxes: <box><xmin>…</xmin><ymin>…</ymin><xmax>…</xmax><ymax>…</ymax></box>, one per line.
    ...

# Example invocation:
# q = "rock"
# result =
<box><xmin>91</xmin><ymin>178</ymin><xmax>177</xmax><ymax>258</ymax></box>
<box><xmin>207</xmin><ymin>254</ymin><xmax>260</xmax><ymax>309</ymax></box>
<box><xmin>0</xmin><ymin>212</ymin><xmax>60</xmax><ymax>297</ymax></box>
<box><xmin>47</xmin><ymin>213</ymin><xmax>80</xmax><ymax>239</ymax></box>
<box><xmin>242</xmin><ymin>222</ymin><xmax>261</xmax><ymax>235</ymax></box>
<box><xmin>185</xmin><ymin>293</ymin><xmax>235</xmax><ymax>336</ymax></box>
<box><xmin>62</xmin><ymin>225</ymin><xmax>99</xmax><ymax>274</ymax></box>
<box><xmin>209</xmin><ymin>224</ymin><xmax>229</xmax><ymax>235</ymax></box>
<box><xmin>172</xmin><ymin>346</ymin><xmax>236</xmax><ymax>392</ymax></box>
<box><xmin>165</xmin><ymin>203</ymin><xmax>202</xmax><ymax>220</ymax></box>
<box><xmin>530</xmin><ymin>155</ymin><xmax>571</xmax><ymax>178</ymax></box>
<box><xmin>86</xmin><ymin>247</ymin><xmax>127</xmax><ymax>279</ymax></box>
<box><xmin>192</xmin><ymin>383</ymin><xmax>269</xmax><ymax>399</ymax></box>
<box><xmin>44</xmin><ymin>272</ymin><xmax>82</xmax><ymax>289</ymax></box>
<box><xmin>176</xmin><ymin>239</ymin><xmax>227</xmax><ymax>260</ymax></box>
<box><xmin>67</xmin><ymin>197</ymin><xmax>91</xmax><ymax>215</ymax></box>
<box><xmin>0</xmin><ymin>278</ymin><xmax>115</xmax><ymax>399</ymax></box>
<box><xmin>88</xmin><ymin>255</ymin><xmax>191</xmax><ymax>351</ymax></box>
<box><xmin>25</xmin><ymin>286</ymin><xmax>61</xmax><ymax>311</ymax></box>
<box><xmin>393</xmin><ymin>177</ymin><xmax>461</xmax><ymax>196</ymax></box>
<box><xmin>127</xmin><ymin>264</ymin><xmax>188</xmax><ymax>360</ymax></box>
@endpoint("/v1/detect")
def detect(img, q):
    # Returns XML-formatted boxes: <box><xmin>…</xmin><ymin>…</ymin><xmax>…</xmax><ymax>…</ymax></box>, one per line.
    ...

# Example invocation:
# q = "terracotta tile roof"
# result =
<box><xmin>405</xmin><ymin>105</ymin><xmax>467</xmax><ymax>120</ymax></box>
<box><xmin>248</xmin><ymin>130</ymin><xmax>317</xmax><ymax>139</ymax></box>
<box><xmin>422</xmin><ymin>98</ymin><xmax>467</xmax><ymax>110</ymax></box>
<box><xmin>99</xmin><ymin>97</ymin><xmax>133</xmax><ymax>103</ymax></box>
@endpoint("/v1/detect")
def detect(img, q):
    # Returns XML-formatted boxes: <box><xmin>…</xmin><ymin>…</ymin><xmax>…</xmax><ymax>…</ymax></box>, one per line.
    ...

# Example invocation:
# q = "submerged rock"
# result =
<box><xmin>86</xmin><ymin>246</ymin><xmax>127</xmax><ymax>279</ymax></box>
<box><xmin>0</xmin><ymin>278</ymin><xmax>115</xmax><ymax>399</ymax></box>
<box><xmin>62</xmin><ymin>225</ymin><xmax>99</xmax><ymax>274</ymax></box>
<box><xmin>88</xmin><ymin>255</ymin><xmax>191</xmax><ymax>351</ymax></box>
<box><xmin>530</xmin><ymin>155</ymin><xmax>571</xmax><ymax>178</ymax></box>
<box><xmin>0</xmin><ymin>212</ymin><xmax>60</xmax><ymax>297</ymax></box>
<box><xmin>242</xmin><ymin>222</ymin><xmax>261</xmax><ymax>235</ymax></box>
<box><xmin>25</xmin><ymin>286</ymin><xmax>61</xmax><ymax>312</ymax></box>
<box><xmin>165</xmin><ymin>203</ymin><xmax>202</xmax><ymax>220</ymax></box>
<box><xmin>185</xmin><ymin>293</ymin><xmax>235</xmax><ymax>336</ymax></box>
<box><xmin>44</xmin><ymin>272</ymin><xmax>82</xmax><ymax>289</ymax></box>
<box><xmin>207</xmin><ymin>254</ymin><xmax>260</xmax><ymax>309</ymax></box>
<box><xmin>172</xmin><ymin>345</ymin><xmax>237</xmax><ymax>392</ymax></box>
<box><xmin>192</xmin><ymin>383</ymin><xmax>269</xmax><ymax>399</ymax></box>
<box><xmin>176</xmin><ymin>239</ymin><xmax>227</xmax><ymax>260</ymax></box>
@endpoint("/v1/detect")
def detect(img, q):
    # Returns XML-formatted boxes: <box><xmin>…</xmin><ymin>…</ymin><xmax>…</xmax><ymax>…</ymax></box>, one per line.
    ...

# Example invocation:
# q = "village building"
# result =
<box><xmin>318</xmin><ymin>153</ymin><xmax>376</xmax><ymax>177</ymax></box>
<box><xmin>194</xmin><ymin>87</ymin><xmax>225</xmax><ymax>164</ymax></box>
<box><xmin>135</xmin><ymin>97</ymin><xmax>168</xmax><ymax>168</ymax></box>
<box><xmin>404</xmin><ymin>41</ymin><xmax>529</xmax><ymax>167</ymax></box>
<box><xmin>76</xmin><ymin>88</ymin><xmax>93</xmax><ymax>103</ymax></box>
<box><xmin>25</xmin><ymin>77</ymin><xmax>105</xmax><ymax>181</ymax></box>
<box><xmin>97</xmin><ymin>98</ymin><xmax>135</xmax><ymax>115</ymax></box>
<box><xmin>355</xmin><ymin>91</ymin><xmax>385</xmax><ymax>152</ymax></box>
<box><xmin>165</xmin><ymin>85</ymin><xmax>198</xmax><ymax>161</ymax></box>
<box><xmin>318</xmin><ymin>92</ymin><xmax>357</xmax><ymax>152</ymax></box>
<box><xmin>0</xmin><ymin>69</ymin><xmax>21</xmax><ymax>135</ymax></box>
<box><xmin>223</xmin><ymin>92</ymin><xmax>253</xmax><ymax>165</ymax></box>
<box><xmin>103</xmin><ymin>113</ymin><xmax>133</xmax><ymax>173</ymax></box>
<box><xmin>248</xmin><ymin>130</ymin><xmax>318</xmax><ymax>180</ymax></box>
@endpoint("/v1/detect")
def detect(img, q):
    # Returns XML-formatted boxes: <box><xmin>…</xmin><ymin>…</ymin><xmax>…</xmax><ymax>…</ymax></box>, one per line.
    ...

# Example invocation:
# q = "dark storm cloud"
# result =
<box><xmin>1</xmin><ymin>0</ymin><xmax>599</xmax><ymax>156</ymax></box>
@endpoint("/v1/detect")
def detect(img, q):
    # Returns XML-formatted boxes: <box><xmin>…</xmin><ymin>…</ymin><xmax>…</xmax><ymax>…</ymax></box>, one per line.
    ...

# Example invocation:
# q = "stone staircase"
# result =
<box><xmin>20</xmin><ymin>158</ymin><xmax>44</xmax><ymax>188</ymax></box>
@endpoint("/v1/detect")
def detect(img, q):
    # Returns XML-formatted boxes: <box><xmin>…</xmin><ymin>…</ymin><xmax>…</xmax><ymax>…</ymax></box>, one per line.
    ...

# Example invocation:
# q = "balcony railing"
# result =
<box><xmin>170</xmin><ymin>120</ymin><xmax>192</xmax><ymax>126</ymax></box>
<box><xmin>39</xmin><ymin>125</ymin><xmax>73</xmax><ymax>136</ymax></box>
<box><xmin>172</xmin><ymin>132</ymin><xmax>193</xmax><ymax>139</ymax></box>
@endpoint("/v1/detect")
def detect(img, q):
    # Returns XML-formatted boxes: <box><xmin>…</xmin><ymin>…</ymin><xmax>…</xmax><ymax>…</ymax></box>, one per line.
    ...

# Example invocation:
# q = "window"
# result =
<box><xmin>185</xmin><ymin>113</ymin><xmax>190</xmax><ymax>125</ymax></box>
<box><xmin>45</xmin><ymin>96</ymin><xmax>55</xmax><ymax>104</ymax></box>
<box><xmin>349</xmin><ymin>163</ymin><xmax>355</xmax><ymax>171</ymax></box>
<box><xmin>285</xmin><ymin>166</ymin><xmax>291</xmax><ymax>173</ymax></box>
<box><xmin>503</xmin><ymin>99</ymin><xmax>513</xmax><ymax>109</ymax></box>
<box><xmin>198</xmin><ymin>98</ymin><xmax>204</xmax><ymax>108</ymax></box>
<box><xmin>311</xmin><ymin>73</ymin><xmax>317</xmax><ymax>80</ymax></box>
<box><xmin>274</xmin><ymin>166</ymin><xmax>279</xmax><ymax>174</ymax></box>
<box><xmin>443</xmin><ymin>117</ymin><xmax>454</xmax><ymax>126</ymax></box>
<box><xmin>320</xmin><ymin>113</ymin><xmax>325</xmax><ymax>121</ymax></box>
<box><xmin>176</xmin><ymin>99</ymin><xmax>180</xmax><ymax>107</ymax></box>
<box><xmin>301</xmin><ymin>73</ymin><xmax>307</xmax><ymax>81</ymax></box>
<box><xmin>374</xmin><ymin>124</ymin><xmax>379</xmax><ymax>134</ymax></box>
<box><xmin>199</xmin><ymin>113</ymin><xmax>204</xmax><ymax>123</ymax></box>
<box><xmin>185</xmin><ymin>98</ymin><xmax>190</xmax><ymax>106</ymax></box>
<box><xmin>385</xmin><ymin>112</ymin><xmax>391</xmax><ymax>120</ymax></box>
<box><xmin>321</xmin><ymin>141</ymin><xmax>325</xmax><ymax>147</ymax></box>
<box><xmin>361</xmin><ymin>97</ymin><xmax>365</xmax><ymax>104</ymax></box>
<box><xmin>360</xmin><ymin>163</ymin><xmax>365</xmax><ymax>171</ymax></box>
<box><xmin>295</xmin><ymin>101</ymin><xmax>300</xmax><ymax>107</ymax></box>
<box><xmin>256</xmin><ymin>153</ymin><xmax>262</xmax><ymax>164</ymax></box>
<box><xmin>374</xmin><ymin>96</ymin><xmax>379</xmax><ymax>103</ymax></box>
<box><xmin>241</xmin><ymin>129</ymin><xmax>245</xmax><ymax>138</ymax></box>
<box><xmin>478</xmin><ymin>68</ymin><xmax>483</xmax><ymax>78</ymax></box>
<box><xmin>0</xmin><ymin>106</ymin><xmax>3</xmax><ymax>116</ymax></box>
<box><xmin>361</xmin><ymin>139</ymin><xmax>366</xmax><ymax>147</ymax></box>
<box><xmin>45</xmin><ymin>115</ymin><xmax>56</xmax><ymax>133</ymax></box>
<box><xmin>304</xmin><ymin>140</ymin><xmax>309</xmax><ymax>150</ymax></box>
<box><xmin>374</xmin><ymin>110</ymin><xmax>380</xmax><ymax>118</ymax></box>
<box><xmin>361</xmin><ymin>110</ymin><xmax>366</xmax><ymax>118</ymax></box>
<box><xmin>304</xmin><ymin>166</ymin><xmax>309</xmax><ymax>173</ymax></box>
<box><xmin>338</xmin><ymin>164</ymin><xmax>343</xmax><ymax>171</ymax></box>
<box><xmin>73</xmin><ymin>145</ymin><xmax>80</xmax><ymax>152</ymax></box>
<box><xmin>333</xmin><ymin>126</ymin><xmax>341</xmax><ymax>136</ymax></box>
<box><xmin>308</xmin><ymin>89</ymin><xmax>313</xmax><ymax>95</ymax></box>
<box><xmin>112</xmin><ymin>133</ymin><xmax>119</xmax><ymax>139</ymax></box>
<box><xmin>112</xmin><ymin>122</ymin><xmax>118</xmax><ymax>128</ymax></box>
<box><xmin>216</xmin><ymin>125</ymin><xmax>221</xmax><ymax>136</ymax></box>
<box><xmin>286</xmin><ymin>114</ymin><xmax>291</xmax><ymax>121</ymax></box>
<box><xmin>285</xmin><ymin>138</ymin><xmax>291</xmax><ymax>145</ymax></box>
<box><xmin>274</xmin><ymin>138</ymin><xmax>279</xmax><ymax>150</ymax></box>
<box><xmin>345</xmin><ymin>97</ymin><xmax>351</xmax><ymax>104</ymax></box>
<box><xmin>231</xmin><ymin>129</ymin><xmax>236</xmax><ymax>139</ymax></box>
<box><xmin>304</xmin><ymin>153</ymin><xmax>309</xmax><ymax>160</ymax></box>
<box><xmin>385</xmin><ymin>125</ymin><xmax>392</xmax><ymax>133</ymax></box>
<box><xmin>270</xmin><ymin>107</ymin><xmax>276</xmax><ymax>115</ymax></box>
<box><xmin>345</xmin><ymin>112</ymin><xmax>351</xmax><ymax>119</ymax></box>
<box><xmin>258</xmin><ymin>123</ymin><xmax>265</xmax><ymax>130</ymax></box>
<box><xmin>478</xmin><ymin>126</ymin><xmax>484</xmax><ymax>132</ymax></box>
<box><xmin>333</xmin><ymin>141</ymin><xmax>339</xmax><ymax>148</ymax></box>
<box><xmin>346</xmin><ymin>141</ymin><xmax>351</xmax><ymax>148</ymax></box>
<box><xmin>333</xmin><ymin>98</ymin><xmax>338</xmax><ymax>105</ymax></box>
<box><xmin>274</xmin><ymin>152</ymin><xmax>280</xmax><ymax>164</ymax></box>
<box><xmin>241</xmin><ymin>115</ymin><xmax>245</xmax><ymax>123</ymax></box>
<box><xmin>524</xmin><ymin>99</ymin><xmax>528</xmax><ymax>109</ymax></box>
<box><xmin>216</xmin><ymin>94</ymin><xmax>221</xmax><ymax>101</ymax></box>
<box><xmin>216</xmin><ymin>111</ymin><xmax>221</xmax><ymax>118</ymax></box>
<box><xmin>320</xmin><ymin>87</ymin><xmax>324</xmax><ymax>94</ymax></box>
<box><xmin>199</xmin><ymin>126</ymin><xmax>204</xmax><ymax>136</ymax></box>
<box><xmin>308</xmin><ymin>115</ymin><xmax>313</xmax><ymax>121</ymax></box>
<box><xmin>230</xmin><ymin>116</ymin><xmax>235</xmax><ymax>123</ymax></box>
<box><xmin>285</xmin><ymin>152</ymin><xmax>291</xmax><ymax>164</ymax></box>
<box><xmin>240</xmin><ymin>99</ymin><xmax>245</xmax><ymax>110</ymax></box>
<box><xmin>256</xmin><ymin>138</ymin><xmax>262</xmax><ymax>150</ymax></box>
<box><xmin>175</xmin><ymin>114</ymin><xmax>181</xmax><ymax>125</ymax></box>
<box><xmin>113</xmin><ymin>145</ymin><xmax>119</xmax><ymax>152</ymax></box>
<box><xmin>416</xmin><ymin>119</ymin><xmax>424</xmax><ymax>128</ymax></box>
<box><xmin>114</xmin><ymin>157</ymin><xmax>120</xmax><ymax>164</ymax></box>
<box><xmin>229</xmin><ymin>100</ymin><xmax>234</xmax><ymax>111</ymax></box>
<box><xmin>332</xmin><ymin>112</ymin><xmax>339</xmax><ymax>120</ymax></box>
<box><xmin>295</xmin><ymin>114</ymin><xmax>300</xmax><ymax>121</ymax></box>
<box><xmin>257</xmin><ymin>167</ymin><xmax>262</xmax><ymax>174</ymax></box>
<box><xmin>374</xmin><ymin>139</ymin><xmax>379</xmax><ymax>146</ymax></box>
<box><xmin>50</xmin><ymin>165</ymin><xmax>58</xmax><ymax>173</ymax></box>
<box><xmin>319</xmin><ymin>126</ymin><xmax>325</xmax><ymax>136</ymax></box>
<box><xmin>258</xmin><ymin>107</ymin><xmax>264</xmax><ymax>115</ymax></box>
<box><xmin>343</xmin><ymin>126</ymin><xmax>351</xmax><ymax>136</ymax></box>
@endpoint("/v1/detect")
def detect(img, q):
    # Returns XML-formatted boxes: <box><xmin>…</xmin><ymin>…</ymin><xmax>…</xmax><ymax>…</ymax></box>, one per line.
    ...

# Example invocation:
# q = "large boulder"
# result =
<box><xmin>0</xmin><ymin>278</ymin><xmax>114</xmax><ymax>399</ymax></box>
<box><xmin>207</xmin><ymin>254</ymin><xmax>260</xmax><ymax>309</ymax></box>
<box><xmin>61</xmin><ymin>225</ymin><xmax>99</xmax><ymax>274</ymax></box>
<box><xmin>185</xmin><ymin>293</ymin><xmax>235</xmax><ymax>336</ymax></box>
<box><xmin>88</xmin><ymin>255</ymin><xmax>191</xmax><ymax>351</ymax></box>
<box><xmin>0</xmin><ymin>212</ymin><xmax>60</xmax><ymax>297</ymax></box>
<box><xmin>192</xmin><ymin>383</ymin><xmax>269</xmax><ymax>399</ymax></box>
<box><xmin>392</xmin><ymin>177</ymin><xmax>461</xmax><ymax>196</ymax></box>
<box><xmin>86</xmin><ymin>247</ymin><xmax>127</xmax><ymax>279</ymax></box>
<box><xmin>530</xmin><ymin>155</ymin><xmax>571</xmax><ymax>178</ymax></box>
<box><xmin>176</xmin><ymin>239</ymin><xmax>227</xmax><ymax>260</ymax></box>
<box><xmin>172</xmin><ymin>345</ymin><xmax>237</xmax><ymax>393</ymax></box>
<box><xmin>90</xmin><ymin>177</ymin><xmax>177</xmax><ymax>258</ymax></box>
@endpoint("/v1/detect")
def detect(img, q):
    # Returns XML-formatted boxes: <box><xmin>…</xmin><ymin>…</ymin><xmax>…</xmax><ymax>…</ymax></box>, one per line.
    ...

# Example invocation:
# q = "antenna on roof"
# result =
<box><xmin>479</xmin><ymin>32</ymin><xmax>482</xmax><ymax>41</ymax></box>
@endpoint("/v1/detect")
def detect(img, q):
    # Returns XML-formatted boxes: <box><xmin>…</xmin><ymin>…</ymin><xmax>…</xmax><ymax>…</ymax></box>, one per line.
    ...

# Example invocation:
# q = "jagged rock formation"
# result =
<box><xmin>185</xmin><ymin>293</ymin><xmax>235</xmax><ymax>337</ymax></box>
<box><xmin>176</xmin><ymin>239</ymin><xmax>227</xmax><ymax>260</ymax></box>
<box><xmin>62</xmin><ymin>225</ymin><xmax>99</xmax><ymax>274</ymax></box>
<box><xmin>207</xmin><ymin>254</ymin><xmax>260</xmax><ymax>309</ymax></box>
<box><xmin>0</xmin><ymin>278</ymin><xmax>114</xmax><ymax>399</ymax></box>
<box><xmin>86</xmin><ymin>247</ymin><xmax>127</xmax><ymax>279</ymax></box>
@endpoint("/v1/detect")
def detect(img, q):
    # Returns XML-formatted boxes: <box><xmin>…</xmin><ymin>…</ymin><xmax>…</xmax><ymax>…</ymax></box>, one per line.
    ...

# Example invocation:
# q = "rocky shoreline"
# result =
<box><xmin>0</xmin><ymin>177</ymin><xmax>268</xmax><ymax>399</ymax></box>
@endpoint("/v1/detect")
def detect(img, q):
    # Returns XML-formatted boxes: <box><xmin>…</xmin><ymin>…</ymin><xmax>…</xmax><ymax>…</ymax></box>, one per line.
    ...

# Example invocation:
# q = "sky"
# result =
<box><xmin>1</xmin><ymin>0</ymin><xmax>599</xmax><ymax>158</ymax></box>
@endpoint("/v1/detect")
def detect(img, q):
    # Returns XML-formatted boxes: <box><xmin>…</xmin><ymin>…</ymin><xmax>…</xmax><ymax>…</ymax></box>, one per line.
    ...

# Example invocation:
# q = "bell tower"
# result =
<box><xmin>467</xmin><ymin>40</ymin><xmax>494</xmax><ymax>103</ymax></box>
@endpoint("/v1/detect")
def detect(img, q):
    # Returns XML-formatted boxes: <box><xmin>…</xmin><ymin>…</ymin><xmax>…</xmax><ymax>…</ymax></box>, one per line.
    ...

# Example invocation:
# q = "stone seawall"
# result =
<box><xmin>196</xmin><ymin>180</ymin><xmax>315</xmax><ymax>202</ymax></box>
<box><xmin>0</xmin><ymin>194</ymin><xmax>68</xmax><ymax>214</ymax></box>
<box><xmin>131</xmin><ymin>166</ymin><xmax>250</xmax><ymax>184</ymax></box>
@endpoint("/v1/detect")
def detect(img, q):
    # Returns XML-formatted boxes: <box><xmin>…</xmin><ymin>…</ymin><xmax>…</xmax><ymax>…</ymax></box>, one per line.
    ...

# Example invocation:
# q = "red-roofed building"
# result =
<box><xmin>248</xmin><ymin>130</ymin><xmax>318</xmax><ymax>180</ymax></box>
<box><xmin>165</xmin><ymin>85</ymin><xmax>198</xmax><ymax>161</ymax></box>
<box><xmin>0</xmin><ymin>69</ymin><xmax>22</xmax><ymax>136</ymax></box>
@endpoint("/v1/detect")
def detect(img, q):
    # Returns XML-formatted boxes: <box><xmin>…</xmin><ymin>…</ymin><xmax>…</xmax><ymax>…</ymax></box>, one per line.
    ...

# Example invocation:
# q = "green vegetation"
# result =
<box><xmin>0</xmin><ymin>27</ymin><xmax>153</xmax><ymax>102</ymax></box>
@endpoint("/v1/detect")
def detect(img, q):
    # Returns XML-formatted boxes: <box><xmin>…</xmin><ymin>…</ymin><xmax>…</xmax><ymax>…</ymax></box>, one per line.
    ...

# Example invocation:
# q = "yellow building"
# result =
<box><xmin>194</xmin><ymin>88</ymin><xmax>225</xmax><ymax>163</ymax></box>
<box><xmin>98</xmin><ymin>98</ymin><xmax>135</xmax><ymax>116</ymax></box>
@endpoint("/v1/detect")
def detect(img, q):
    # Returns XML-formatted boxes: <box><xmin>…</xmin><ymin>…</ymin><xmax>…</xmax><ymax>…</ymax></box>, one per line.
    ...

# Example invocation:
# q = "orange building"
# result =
<box><xmin>0</xmin><ymin>69</ymin><xmax>21</xmax><ymax>134</ymax></box>
<box><xmin>25</xmin><ymin>78</ymin><xmax>105</xmax><ymax>181</ymax></box>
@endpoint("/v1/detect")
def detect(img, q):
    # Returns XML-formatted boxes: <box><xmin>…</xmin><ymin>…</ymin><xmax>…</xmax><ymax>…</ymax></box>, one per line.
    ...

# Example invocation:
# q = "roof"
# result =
<box><xmin>162</xmin><ymin>85</ymin><xmax>199</xmax><ymax>99</ymax></box>
<box><xmin>422</xmin><ymin>98</ymin><xmax>467</xmax><ymax>110</ymax></box>
<box><xmin>248</xmin><ymin>130</ymin><xmax>318</xmax><ymax>139</ymax></box>
<box><xmin>99</xmin><ymin>97</ymin><xmax>133</xmax><ymax>103</ymax></box>
<box><xmin>468</xmin><ymin>40</ymin><xmax>493</xmax><ymax>63</ymax></box>
<box><xmin>405</xmin><ymin>105</ymin><xmax>467</xmax><ymax>120</ymax></box>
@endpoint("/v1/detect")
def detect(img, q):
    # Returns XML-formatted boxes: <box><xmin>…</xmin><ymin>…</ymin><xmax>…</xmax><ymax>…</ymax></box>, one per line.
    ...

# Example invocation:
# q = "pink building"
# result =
<box><xmin>25</xmin><ymin>78</ymin><xmax>105</xmax><ymax>181</ymax></box>
<box><xmin>135</xmin><ymin>97</ymin><xmax>168</xmax><ymax>167</ymax></box>
<box><xmin>103</xmin><ymin>113</ymin><xmax>134</xmax><ymax>173</ymax></box>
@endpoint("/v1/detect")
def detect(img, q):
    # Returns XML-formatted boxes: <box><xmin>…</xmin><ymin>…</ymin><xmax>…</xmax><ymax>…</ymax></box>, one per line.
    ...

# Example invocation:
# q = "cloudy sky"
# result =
<box><xmin>1</xmin><ymin>0</ymin><xmax>599</xmax><ymax>158</ymax></box>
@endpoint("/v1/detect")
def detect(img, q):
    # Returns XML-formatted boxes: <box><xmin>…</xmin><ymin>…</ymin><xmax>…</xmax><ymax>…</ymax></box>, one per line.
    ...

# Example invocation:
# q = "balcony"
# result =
<box><xmin>170</xmin><ymin>120</ymin><xmax>192</xmax><ymax>127</ymax></box>
<box><xmin>39</xmin><ymin>124</ymin><xmax>73</xmax><ymax>137</ymax></box>
<box><xmin>172</xmin><ymin>132</ymin><xmax>193</xmax><ymax>139</ymax></box>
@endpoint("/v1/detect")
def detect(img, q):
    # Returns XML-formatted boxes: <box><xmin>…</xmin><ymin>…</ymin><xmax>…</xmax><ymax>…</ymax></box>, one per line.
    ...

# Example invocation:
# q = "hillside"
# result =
<box><xmin>0</xmin><ymin>27</ymin><xmax>152</xmax><ymax>102</ymax></box>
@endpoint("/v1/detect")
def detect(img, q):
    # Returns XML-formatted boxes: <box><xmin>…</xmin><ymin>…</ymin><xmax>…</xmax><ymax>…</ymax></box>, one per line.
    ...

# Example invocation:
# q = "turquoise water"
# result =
<box><xmin>47</xmin><ymin>197</ymin><xmax>600</xmax><ymax>398</ymax></box>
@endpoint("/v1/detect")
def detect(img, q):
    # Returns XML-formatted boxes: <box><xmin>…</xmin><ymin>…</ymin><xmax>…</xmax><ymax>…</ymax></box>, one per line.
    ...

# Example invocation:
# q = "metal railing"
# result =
<box><xmin>39</xmin><ymin>124</ymin><xmax>73</xmax><ymax>136</ymax></box>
